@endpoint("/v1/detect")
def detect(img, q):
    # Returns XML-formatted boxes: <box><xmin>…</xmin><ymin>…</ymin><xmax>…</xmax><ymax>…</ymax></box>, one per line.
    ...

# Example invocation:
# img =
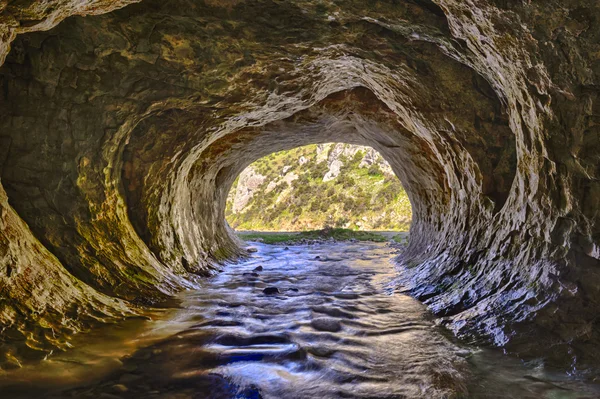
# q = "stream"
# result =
<box><xmin>1</xmin><ymin>242</ymin><xmax>599</xmax><ymax>398</ymax></box>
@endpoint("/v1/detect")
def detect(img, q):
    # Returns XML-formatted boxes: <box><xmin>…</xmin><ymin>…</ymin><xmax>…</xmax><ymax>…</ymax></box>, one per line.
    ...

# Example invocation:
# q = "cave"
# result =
<box><xmin>1</xmin><ymin>0</ymin><xmax>599</xmax><ymax>392</ymax></box>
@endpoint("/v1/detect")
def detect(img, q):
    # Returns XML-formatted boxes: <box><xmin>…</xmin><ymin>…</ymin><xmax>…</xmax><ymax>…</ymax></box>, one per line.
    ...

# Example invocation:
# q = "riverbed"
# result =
<box><xmin>1</xmin><ymin>242</ymin><xmax>599</xmax><ymax>398</ymax></box>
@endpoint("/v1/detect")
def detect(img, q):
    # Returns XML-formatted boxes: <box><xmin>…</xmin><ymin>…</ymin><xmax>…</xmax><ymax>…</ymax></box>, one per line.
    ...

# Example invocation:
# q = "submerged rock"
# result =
<box><xmin>263</xmin><ymin>287</ymin><xmax>280</xmax><ymax>295</ymax></box>
<box><xmin>311</xmin><ymin>318</ymin><xmax>342</xmax><ymax>333</ymax></box>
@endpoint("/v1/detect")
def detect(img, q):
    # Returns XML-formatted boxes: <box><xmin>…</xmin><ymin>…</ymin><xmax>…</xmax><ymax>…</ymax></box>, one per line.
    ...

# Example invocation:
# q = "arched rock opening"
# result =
<box><xmin>0</xmin><ymin>0</ymin><xmax>598</xmax><ymax>372</ymax></box>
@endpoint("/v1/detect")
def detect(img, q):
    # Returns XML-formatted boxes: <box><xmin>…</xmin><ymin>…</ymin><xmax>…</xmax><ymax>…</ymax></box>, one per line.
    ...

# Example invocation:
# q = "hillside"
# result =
<box><xmin>225</xmin><ymin>144</ymin><xmax>412</xmax><ymax>231</ymax></box>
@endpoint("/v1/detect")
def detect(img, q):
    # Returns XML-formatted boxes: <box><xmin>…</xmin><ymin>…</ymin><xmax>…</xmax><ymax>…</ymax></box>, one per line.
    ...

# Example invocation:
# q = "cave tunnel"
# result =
<box><xmin>1</xmin><ymin>0</ymin><xmax>600</xmax><ymax>395</ymax></box>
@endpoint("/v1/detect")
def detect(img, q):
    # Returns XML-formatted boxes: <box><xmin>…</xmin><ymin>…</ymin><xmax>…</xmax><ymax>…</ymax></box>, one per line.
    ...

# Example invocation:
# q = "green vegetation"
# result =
<box><xmin>226</xmin><ymin>143</ymin><xmax>412</xmax><ymax>232</ymax></box>
<box><xmin>391</xmin><ymin>233</ymin><xmax>409</xmax><ymax>244</ymax></box>
<box><xmin>238</xmin><ymin>228</ymin><xmax>389</xmax><ymax>244</ymax></box>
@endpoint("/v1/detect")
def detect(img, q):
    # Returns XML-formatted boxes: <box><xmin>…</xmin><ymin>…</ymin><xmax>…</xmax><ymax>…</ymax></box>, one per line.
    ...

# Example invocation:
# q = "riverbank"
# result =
<box><xmin>236</xmin><ymin>228</ymin><xmax>409</xmax><ymax>245</ymax></box>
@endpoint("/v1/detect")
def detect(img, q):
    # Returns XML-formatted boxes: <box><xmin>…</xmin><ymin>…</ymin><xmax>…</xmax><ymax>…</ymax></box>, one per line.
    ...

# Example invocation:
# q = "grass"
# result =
<box><xmin>391</xmin><ymin>233</ymin><xmax>409</xmax><ymax>244</ymax></box>
<box><xmin>238</xmin><ymin>228</ymin><xmax>389</xmax><ymax>244</ymax></box>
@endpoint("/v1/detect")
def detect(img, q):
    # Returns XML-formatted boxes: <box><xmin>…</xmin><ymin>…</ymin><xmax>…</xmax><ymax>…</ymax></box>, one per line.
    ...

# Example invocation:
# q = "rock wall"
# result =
<box><xmin>0</xmin><ymin>0</ymin><xmax>598</xmax><ymax>373</ymax></box>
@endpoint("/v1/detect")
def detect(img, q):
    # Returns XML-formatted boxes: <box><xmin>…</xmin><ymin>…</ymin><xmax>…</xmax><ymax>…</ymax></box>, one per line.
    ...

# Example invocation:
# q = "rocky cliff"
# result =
<box><xmin>0</xmin><ymin>0</ymin><xmax>599</xmax><ymax>374</ymax></box>
<box><xmin>226</xmin><ymin>143</ymin><xmax>412</xmax><ymax>231</ymax></box>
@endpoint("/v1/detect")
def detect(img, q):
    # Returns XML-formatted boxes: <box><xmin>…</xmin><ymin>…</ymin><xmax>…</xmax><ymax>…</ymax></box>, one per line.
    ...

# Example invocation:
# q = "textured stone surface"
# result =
<box><xmin>0</xmin><ymin>183</ymin><xmax>132</xmax><ymax>366</ymax></box>
<box><xmin>0</xmin><ymin>0</ymin><xmax>598</xmax><ymax>373</ymax></box>
<box><xmin>231</xmin><ymin>166</ymin><xmax>266</xmax><ymax>213</ymax></box>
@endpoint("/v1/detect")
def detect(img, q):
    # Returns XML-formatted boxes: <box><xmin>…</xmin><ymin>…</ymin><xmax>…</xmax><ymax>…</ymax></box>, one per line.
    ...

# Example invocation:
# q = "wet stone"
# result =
<box><xmin>263</xmin><ymin>287</ymin><xmax>279</xmax><ymax>295</ymax></box>
<box><xmin>307</xmin><ymin>346</ymin><xmax>336</xmax><ymax>357</ymax></box>
<box><xmin>253</xmin><ymin>265</ymin><xmax>263</xmax><ymax>271</ymax></box>
<box><xmin>111</xmin><ymin>384</ymin><xmax>128</xmax><ymax>393</ymax></box>
<box><xmin>311</xmin><ymin>318</ymin><xmax>342</xmax><ymax>332</ymax></box>
<box><xmin>333</xmin><ymin>292</ymin><xmax>360</xmax><ymax>300</ymax></box>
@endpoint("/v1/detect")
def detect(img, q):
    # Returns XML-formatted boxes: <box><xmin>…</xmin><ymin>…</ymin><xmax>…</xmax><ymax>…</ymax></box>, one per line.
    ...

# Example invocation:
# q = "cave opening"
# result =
<box><xmin>224</xmin><ymin>143</ymin><xmax>412</xmax><ymax>240</ymax></box>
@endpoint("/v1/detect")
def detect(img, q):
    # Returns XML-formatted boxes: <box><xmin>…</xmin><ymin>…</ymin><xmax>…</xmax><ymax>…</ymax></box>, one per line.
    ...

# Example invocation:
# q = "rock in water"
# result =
<box><xmin>263</xmin><ymin>287</ymin><xmax>279</xmax><ymax>295</ymax></box>
<box><xmin>311</xmin><ymin>318</ymin><xmax>342</xmax><ymax>333</ymax></box>
<box><xmin>111</xmin><ymin>384</ymin><xmax>128</xmax><ymax>393</ymax></box>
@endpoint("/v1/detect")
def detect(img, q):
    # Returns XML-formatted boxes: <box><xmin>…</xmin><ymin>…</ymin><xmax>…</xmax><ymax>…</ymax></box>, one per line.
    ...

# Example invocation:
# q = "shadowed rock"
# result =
<box><xmin>263</xmin><ymin>287</ymin><xmax>280</xmax><ymax>295</ymax></box>
<box><xmin>311</xmin><ymin>318</ymin><xmax>343</xmax><ymax>332</ymax></box>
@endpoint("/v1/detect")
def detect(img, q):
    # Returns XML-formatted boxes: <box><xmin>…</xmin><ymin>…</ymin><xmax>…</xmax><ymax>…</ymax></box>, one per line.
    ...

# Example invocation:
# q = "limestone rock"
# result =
<box><xmin>232</xmin><ymin>166</ymin><xmax>266</xmax><ymax>213</ymax></box>
<box><xmin>323</xmin><ymin>159</ymin><xmax>343</xmax><ymax>182</ymax></box>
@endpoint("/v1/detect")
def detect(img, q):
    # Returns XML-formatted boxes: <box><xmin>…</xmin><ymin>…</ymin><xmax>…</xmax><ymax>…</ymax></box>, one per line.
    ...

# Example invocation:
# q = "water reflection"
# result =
<box><xmin>1</xmin><ymin>243</ymin><xmax>599</xmax><ymax>398</ymax></box>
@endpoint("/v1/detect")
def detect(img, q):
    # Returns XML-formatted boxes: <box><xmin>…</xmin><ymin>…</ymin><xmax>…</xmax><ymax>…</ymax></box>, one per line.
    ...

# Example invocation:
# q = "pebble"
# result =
<box><xmin>455</xmin><ymin>350</ymin><xmax>472</xmax><ymax>358</ymax></box>
<box><xmin>333</xmin><ymin>292</ymin><xmax>360</xmax><ymax>300</ymax></box>
<box><xmin>253</xmin><ymin>265</ymin><xmax>263</xmax><ymax>271</ymax></box>
<box><xmin>311</xmin><ymin>318</ymin><xmax>342</xmax><ymax>332</ymax></box>
<box><xmin>111</xmin><ymin>384</ymin><xmax>128</xmax><ymax>393</ymax></box>
<box><xmin>307</xmin><ymin>346</ymin><xmax>336</xmax><ymax>357</ymax></box>
<box><xmin>247</xmin><ymin>247</ymin><xmax>258</xmax><ymax>253</ymax></box>
<box><xmin>263</xmin><ymin>287</ymin><xmax>280</xmax><ymax>295</ymax></box>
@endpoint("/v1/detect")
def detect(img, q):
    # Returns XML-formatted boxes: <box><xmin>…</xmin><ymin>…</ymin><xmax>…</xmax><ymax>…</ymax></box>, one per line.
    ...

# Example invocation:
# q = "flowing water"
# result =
<box><xmin>1</xmin><ymin>242</ymin><xmax>599</xmax><ymax>398</ymax></box>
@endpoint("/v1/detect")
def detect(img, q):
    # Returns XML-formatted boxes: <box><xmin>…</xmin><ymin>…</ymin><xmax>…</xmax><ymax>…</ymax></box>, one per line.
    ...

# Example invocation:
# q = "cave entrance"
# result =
<box><xmin>225</xmin><ymin>143</ymin><xmax>412</xmax><ymax>243</ymax></box>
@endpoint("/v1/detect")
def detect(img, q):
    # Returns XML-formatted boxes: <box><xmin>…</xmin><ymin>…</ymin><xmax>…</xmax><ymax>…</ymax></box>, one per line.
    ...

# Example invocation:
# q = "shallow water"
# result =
<box><xmin>1</xmin><ymin>242</ymin><xmax>599</xmax><ymax>398</ymax></box>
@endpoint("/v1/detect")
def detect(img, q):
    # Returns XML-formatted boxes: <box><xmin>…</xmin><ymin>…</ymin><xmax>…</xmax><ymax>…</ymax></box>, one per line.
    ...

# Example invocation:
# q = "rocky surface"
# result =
<box><xmin>230</xmin><ymin>166</ymin><xmax>266</xmax><ymax>213</ymax></box>
<box><xmin>0</xmin><ymin>0</ymin><xmax>599</xmax><ymax>374</ymax></box>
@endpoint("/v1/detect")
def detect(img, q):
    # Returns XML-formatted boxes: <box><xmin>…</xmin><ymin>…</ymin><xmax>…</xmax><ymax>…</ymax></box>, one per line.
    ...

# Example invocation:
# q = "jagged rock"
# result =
<box><xmin>232</xmin><ymin>167</ymin><xmax>266</xmax><ymax>213</ymax></box>
<box><xmin>323</xmin><ymin>159</ymin><xmax>343</xmax><ymax>182</ymax></box>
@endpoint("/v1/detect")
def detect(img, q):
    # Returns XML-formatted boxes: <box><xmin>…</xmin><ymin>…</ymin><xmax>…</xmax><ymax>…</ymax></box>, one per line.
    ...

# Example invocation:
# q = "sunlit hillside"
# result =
<box><xmin>226</xmin><ymin>143</ymin><xmax>412</xmax><ymax>231</ymax></box>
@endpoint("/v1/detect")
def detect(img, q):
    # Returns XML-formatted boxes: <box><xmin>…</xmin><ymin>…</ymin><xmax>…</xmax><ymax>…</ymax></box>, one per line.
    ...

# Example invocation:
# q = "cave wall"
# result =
<box><xmin>0</xmin><ymin>0</ymin><xmax>599</xmax><ymax>372</ymax></box>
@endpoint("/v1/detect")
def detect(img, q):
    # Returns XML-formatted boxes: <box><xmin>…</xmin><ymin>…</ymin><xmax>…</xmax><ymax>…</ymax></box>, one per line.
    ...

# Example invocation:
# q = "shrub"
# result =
<box><xmin>319</xmin><ymin>201</ymin><xmax>330</xmax><ymax>213</ymax></box>
<box><xmin>368</xmin><ymin>164</ymin><xmax>382</xmax><ymax>176</ymax></box>
<box><xmin>341</xmin><ymin>176</ymin><xmax>355</xmax><ymax>189</ymax></box>
<box><xmin>309</xmin><ymin>162</ymin><xmax>329</xmax><ymax>180</ymax></box>
<box><xmin>334</xmin><ymin>217</ymin><xmax>349</xmax><ymax>228</ymax></box>
<box><xmin>309</xmin><ymin>201</ymin><xmax>319</xmax><ymax>212</ymax></box>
